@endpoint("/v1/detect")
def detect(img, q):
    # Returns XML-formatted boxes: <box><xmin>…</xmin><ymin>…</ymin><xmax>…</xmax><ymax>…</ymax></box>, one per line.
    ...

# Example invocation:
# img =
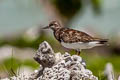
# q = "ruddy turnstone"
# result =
<box><xmin>43</xmin><ymin>21</ymin><xmax>108</xmax><ymax>55</ymax></box>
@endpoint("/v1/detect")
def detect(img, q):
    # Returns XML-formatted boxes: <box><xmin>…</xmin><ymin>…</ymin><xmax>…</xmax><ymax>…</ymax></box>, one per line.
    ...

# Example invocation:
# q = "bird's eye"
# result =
<box><xmin>49</xmin><ymin>24</ymin><xmax>54</xmax><ymax>26</ymax></box>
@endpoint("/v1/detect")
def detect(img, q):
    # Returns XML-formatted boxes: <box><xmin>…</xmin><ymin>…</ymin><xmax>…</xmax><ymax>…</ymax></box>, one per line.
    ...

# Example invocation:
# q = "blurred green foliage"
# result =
<box><xmin>53</xmin><ymin>0</ymin><xmax>82</xmax><ymax>19</ymax></box>
<box><xmin>91</xmin><ymin>0</ymin><xmax>102</xmax><ymax>14</ymax></box>
<box><xmin>52</xmin><ymin>0</ymin><xmax>101</xmax><ymax>19</ymax></box>
<box><xmin>0</xmin><ymin>57</ymin><xmax>39</xmax><ymax>77</ymax></box>
<box><xmin>82</xmin><ymin>53</ymin><xmax>120</xmax><ymax>78</ymax></box>
<box><xmin>0</xmin><ymin>33</ymin><xmax>56</xmax><ymax>49</ymax></box>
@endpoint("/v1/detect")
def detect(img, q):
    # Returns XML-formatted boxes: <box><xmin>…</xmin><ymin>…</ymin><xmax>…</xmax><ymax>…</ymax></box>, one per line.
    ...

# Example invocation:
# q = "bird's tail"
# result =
<box><xmin>98</xmin><ymin>39</ymin><xmax>108</xmax><ymax>45</ymax></box>
<box><xmin>94</xmin><ymin>38</ymin><xmax>108</xmax><ymax>45</ymax></box>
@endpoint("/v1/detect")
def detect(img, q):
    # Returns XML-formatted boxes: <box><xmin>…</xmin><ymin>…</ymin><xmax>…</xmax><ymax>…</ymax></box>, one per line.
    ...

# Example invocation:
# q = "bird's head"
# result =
<box><xmin>43</xmin><ymin>21</ymin><xmax>61</xmax><ymax>31</ymax></box>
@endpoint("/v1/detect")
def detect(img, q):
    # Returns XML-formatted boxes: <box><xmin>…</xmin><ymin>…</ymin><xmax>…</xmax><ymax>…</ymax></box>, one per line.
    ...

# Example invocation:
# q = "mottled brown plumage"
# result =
<box><xmin>54</xmin><ymin>28</ymin><xmax>94</xmax><ymax>43</ymax></box>
<box><xmin>43</xmin><ymin>21</ymin><xmax>108</xmax><ymax>55</ymax></box>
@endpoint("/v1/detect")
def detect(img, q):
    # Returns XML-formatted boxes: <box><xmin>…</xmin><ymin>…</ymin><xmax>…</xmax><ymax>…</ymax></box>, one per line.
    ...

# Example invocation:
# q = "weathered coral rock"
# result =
<box><xmin>34</xmin><ymin>41</ymin><xmax>55</xmax><ymax>68</ymax></box>
<box><xmin>33</xmin><ymin>41</ymin><xmax>98</xmax><ymax>80</ymax></box>
<box><xmin>2</xmin><ymin>41</ymin><xmax>98</xmax><ymax>80</ymax></box>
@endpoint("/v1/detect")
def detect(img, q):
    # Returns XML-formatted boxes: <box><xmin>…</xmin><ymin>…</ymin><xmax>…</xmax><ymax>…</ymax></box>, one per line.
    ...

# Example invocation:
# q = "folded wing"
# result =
<box><xmin>59</xmin><ymin>28</ymin><xmax>108</xmax><ymax>44</ymax></box>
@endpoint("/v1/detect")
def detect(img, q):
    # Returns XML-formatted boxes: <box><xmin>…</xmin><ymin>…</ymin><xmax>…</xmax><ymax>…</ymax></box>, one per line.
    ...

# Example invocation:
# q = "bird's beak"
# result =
<box><xmin>42</xmin><ymin>26</ymin><xmax>49</xmax><ymax>29</ymax></box>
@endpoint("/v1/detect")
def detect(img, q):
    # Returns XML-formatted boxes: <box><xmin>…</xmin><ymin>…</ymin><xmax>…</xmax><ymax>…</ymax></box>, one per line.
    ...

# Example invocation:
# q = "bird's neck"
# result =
<box><xmin>53</xmin><ymin>28</ymin><xmax>62</xmax><ymax>42</ymax></box>
<box><xmin>52</xmin><ymin>27</ymin><xmax>61</xmax><ymax>32</ymax></box>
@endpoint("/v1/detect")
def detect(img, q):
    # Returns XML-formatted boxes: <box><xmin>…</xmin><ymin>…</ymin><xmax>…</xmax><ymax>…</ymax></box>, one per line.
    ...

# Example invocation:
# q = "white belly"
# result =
<box><xmin>61</xmin><ymin>41</ymin><xmax>102</xmax><ymax>50</ymax></box>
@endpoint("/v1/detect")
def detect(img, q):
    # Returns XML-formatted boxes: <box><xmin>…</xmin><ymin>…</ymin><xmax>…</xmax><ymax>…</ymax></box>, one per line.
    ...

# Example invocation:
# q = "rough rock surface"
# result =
<box><xmin>33</xmin><ymin>41</ymin><xmax>98</xmax><ymax>80</ymax></box>
<box><xmin>2</xmin><ymin>41</ymin><xmax>98</xmax><ymax>80</ymax></box>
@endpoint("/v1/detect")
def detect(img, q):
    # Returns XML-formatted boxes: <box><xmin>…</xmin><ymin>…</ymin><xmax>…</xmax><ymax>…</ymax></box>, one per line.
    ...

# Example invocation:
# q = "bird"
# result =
<box><xmin>43</xmin><ymin>21</ymin><xmax>108</xmax><ymax>55</ymax></box>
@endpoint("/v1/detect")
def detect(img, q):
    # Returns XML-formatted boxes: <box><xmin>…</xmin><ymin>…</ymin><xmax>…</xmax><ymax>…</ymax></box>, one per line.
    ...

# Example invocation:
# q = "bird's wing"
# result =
<box><xmin>59</xmin><ymin>28</ymin><xmax>96</xmax><ymax>43</ymax></box>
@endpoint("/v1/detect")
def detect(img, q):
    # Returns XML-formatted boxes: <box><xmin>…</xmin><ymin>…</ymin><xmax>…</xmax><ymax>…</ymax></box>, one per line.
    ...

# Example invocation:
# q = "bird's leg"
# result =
<box><xmin>76</xmin><ymin>49</ymin><xmax>81</xmax><ymax>55</ymax></box>
<box><xmin>78</xmin><ymin>50</ymin><xmax>81</xmax><ymax>55</ymax></box>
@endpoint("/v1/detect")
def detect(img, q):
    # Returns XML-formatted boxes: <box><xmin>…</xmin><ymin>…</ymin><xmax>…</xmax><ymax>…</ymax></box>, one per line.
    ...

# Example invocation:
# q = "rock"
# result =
<box><xmin>2</xmin><ymin>41</ymin><xmax>98</xmax><ymax>80</ymax></box>
<box><xmin>104</xmin><ymin>63</ymin><xmax>115</xmax><ymax>80</ymax></box>
<box><xmin>34</xmin><ymin>41</ymin><xmax>55</xmax><ymax>68</ymax></box>
<box><xmin>33</xmin><ymin>41</ymin><xmax>98</xmax><ymax>80</ymax></box>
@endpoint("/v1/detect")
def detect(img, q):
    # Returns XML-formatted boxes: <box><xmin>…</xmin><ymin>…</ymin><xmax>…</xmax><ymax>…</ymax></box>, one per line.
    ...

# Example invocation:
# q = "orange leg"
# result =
<box><xmin>76</xmin><ymin>49</ymin><xmax>81</xmax><ymax>55</ymax></box>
